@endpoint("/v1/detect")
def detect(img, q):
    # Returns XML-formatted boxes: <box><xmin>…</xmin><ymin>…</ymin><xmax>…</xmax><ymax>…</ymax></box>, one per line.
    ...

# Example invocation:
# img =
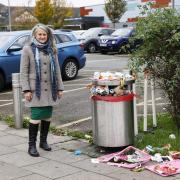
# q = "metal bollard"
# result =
<box><xmin>12</xmin><ymin>73</ymin><xmax>22</xmax><ymax>128</ymax></box>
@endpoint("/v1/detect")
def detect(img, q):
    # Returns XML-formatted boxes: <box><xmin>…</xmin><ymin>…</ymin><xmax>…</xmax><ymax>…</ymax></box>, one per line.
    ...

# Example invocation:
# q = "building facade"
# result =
<box><xmin>65</xmin><ymin>0</ymin><xmax>180</xmax><ymax>29</ymax></box>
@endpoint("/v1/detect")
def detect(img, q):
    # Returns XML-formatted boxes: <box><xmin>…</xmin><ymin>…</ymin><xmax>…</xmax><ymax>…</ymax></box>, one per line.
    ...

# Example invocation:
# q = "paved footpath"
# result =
<box><xmin>0</xmin><ymin>121</ymin><xmax>179</xmax><ymax>180</ymax></box>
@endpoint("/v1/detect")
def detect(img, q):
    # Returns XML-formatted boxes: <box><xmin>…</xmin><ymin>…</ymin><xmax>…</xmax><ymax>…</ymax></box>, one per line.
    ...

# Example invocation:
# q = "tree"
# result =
<box><xmin>34</xmin><ymin>0</ymin><xmax>53</xmax><ymax>25</ymax></box>
<box><xmin>51</xmin><ymin>0</ymin><xmax>73</xmax><ymax>29</ymax></box>
<box><xmin>12</xmin><ymin>8</ymin><xmax>38</xmax><ymax>30</ymax></box>
<box><xmin>104</xmin><ymin>0</ymin><xmax>126</xmax><ymax>28</ymax></box>
<box><xmin>129</xmin><ymin>7</ymin><xmax>180</xmax><ymax>129</ymax></box>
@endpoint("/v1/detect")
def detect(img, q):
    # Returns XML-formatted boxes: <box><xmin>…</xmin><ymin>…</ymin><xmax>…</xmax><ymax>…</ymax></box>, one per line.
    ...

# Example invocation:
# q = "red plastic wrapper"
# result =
<box><xmin>170</xmin><ymin>152</ymin><xmax>180</xmax><ymax>159</ymax></box>
<box><xmin>146</xmin><ymin>160</ymin><xmax>180</xmax><ymax>177</ymax></box>
<box><xmin>91</xmin><ymin>93</ymin><xmax>134</xmax><ymax>102</ymax></box>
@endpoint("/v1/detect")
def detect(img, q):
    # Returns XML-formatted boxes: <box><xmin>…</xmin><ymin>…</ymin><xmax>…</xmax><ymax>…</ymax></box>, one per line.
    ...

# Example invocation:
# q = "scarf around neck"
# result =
<box><xmin>31</xmin><ymin>38</ymin><xmax>58</xmax><ymax>101</ymax></box>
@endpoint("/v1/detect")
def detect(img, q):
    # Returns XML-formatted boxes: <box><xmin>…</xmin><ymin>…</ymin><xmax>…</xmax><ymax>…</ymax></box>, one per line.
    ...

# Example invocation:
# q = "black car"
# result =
<box><xmin>78</xmin><ymin>27</ymin><xmax>114</xmax><ymax>53</ymax></box>
<box><xmin>99</xmin><ymin>27</ymin><xmax>143</xmax><ymax>54</ymax></box>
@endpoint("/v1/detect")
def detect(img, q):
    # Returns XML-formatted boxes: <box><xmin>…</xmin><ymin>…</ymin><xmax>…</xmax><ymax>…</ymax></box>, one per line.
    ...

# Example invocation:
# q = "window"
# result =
<box><xmin>59</xmin><ymin>34</ymin><xmax>72</xmax><ymax>43</ymax></box>
<box><xmin>12</xmin><ymin>35</ymin><xmax>30</xmax><ymax>48</ymax></box>
<box><xmin>54</xmin><ymin>34</ymin><xmax>61</xmax><ymax>44</ymax></box>
<box><xmin>55</xmin><ymin>34</ymin><xmax>72</xmax><ymax>44</ymax></box>
<box><xmin>101</xmin><ymin>29</ymin><xmax>114</xmax><ymax>36</ymax></box>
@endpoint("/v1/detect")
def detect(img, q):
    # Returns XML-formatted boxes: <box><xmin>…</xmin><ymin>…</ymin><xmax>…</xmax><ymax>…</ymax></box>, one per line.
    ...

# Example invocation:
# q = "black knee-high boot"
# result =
<box><xmin>39</xmin><ymin>120</ymin><xmax>51</xmax><ymax>151</ymax></box>
<box><xmin>28</xmin><ymin>123</ymin><xmax>39</xmax><ymax>157</ymax></box>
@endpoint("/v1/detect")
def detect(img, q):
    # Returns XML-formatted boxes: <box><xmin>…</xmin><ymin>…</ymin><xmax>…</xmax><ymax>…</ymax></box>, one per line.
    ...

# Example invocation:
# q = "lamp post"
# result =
<box><xmin>8</xmin><ymin>0</ymin><xmax>12</xmax><ymax>31</ymax></box>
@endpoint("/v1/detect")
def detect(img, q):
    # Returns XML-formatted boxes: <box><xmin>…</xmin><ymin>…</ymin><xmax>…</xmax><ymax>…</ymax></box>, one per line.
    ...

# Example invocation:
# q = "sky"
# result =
<box><xmin>0</xmin><ymin>0</ymin><xmax>105</xmax><ymax>7</ymax></box>
<box><xmin>1</xmin><ymin>0</ymin><xmax>180</xmax><ymax>7</ymax></box>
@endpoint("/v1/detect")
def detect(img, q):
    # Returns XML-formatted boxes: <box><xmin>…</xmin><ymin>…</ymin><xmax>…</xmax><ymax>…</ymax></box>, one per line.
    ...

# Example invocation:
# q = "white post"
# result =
<box><xmin>172</xmin><ymin>0</ymin><xmax>175</xmax><ymax>9</ymax></box>
<box><xmin>151</xmin><ymin>79</ymin><xmax>157</xmax><ymax>127</ymax></box>
<box><xmin>133</xmin><ymin>82</ymin><xmax>138</xmax><ymax>135</ymax></box>
<box><xmin>12</xmin><ymin>73</ymin><xmax>22</xmax><ymax>128</ymax></box>
<box><xmin>143</xmin><ymin>74</ymin><xmax>148</xmax><ymax>132</ymax></box>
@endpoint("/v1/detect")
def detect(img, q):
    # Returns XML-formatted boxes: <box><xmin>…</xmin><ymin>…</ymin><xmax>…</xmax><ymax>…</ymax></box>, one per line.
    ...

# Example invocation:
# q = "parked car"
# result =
<box><xmin>99</xmin><ymin>27</ymin><xmax>137</xmax><ymax>54</ymax></box>
<box><xmin>0</xmin><ymin>30</ymin><xmax>86</xmax><ymax>91</ymax></box>
<box><xmin>72</xmin><ymin>30</ymin><xmax>86</xmax><ymax>40</ymax></box>
<box><xmin>78</xmin><ymin>27</ymin><xmax>114</xmax><ymax>53</ymax></box>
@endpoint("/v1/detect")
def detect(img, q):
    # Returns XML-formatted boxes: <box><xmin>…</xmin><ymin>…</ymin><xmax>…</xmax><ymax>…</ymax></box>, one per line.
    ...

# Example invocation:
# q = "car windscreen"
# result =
<box><xmin>0</xmin><ymin>35</ymin><xmax>15</xmax><ymax>49</ymax></box>
<box><xmin>82</xmin><ymin>28</ymin><xmax>100</xmax><ymax>36</ymax></box>
<box><xmin>112</xmin><ymin>29</ymin><xmax>132</xmax><ymax>37</ymax></box>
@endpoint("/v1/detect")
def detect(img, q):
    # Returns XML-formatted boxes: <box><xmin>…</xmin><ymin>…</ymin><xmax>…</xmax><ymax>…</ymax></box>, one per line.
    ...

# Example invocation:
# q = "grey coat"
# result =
<box><xmin>20</xmin><ymin>45</ymin><xmax>64</xmax><ymax>107</ymax></box>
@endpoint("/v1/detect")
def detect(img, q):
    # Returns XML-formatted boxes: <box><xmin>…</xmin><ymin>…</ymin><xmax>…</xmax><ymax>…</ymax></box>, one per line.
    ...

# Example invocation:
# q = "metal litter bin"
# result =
<box><xmin>91</xmin><ymin>79</ymin><xmax>134</xmax><ymax>147</ymax></box>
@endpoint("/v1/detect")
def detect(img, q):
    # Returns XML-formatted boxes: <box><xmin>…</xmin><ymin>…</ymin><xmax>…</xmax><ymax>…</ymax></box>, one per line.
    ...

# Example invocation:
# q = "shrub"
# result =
<box><xmin>129</xmin><ymin>7</ymin><xmax>180</xmax><ymax>129</ymax></box>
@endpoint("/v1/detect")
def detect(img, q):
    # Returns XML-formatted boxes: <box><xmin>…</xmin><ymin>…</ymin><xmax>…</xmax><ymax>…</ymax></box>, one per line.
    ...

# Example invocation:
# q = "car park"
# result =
<box><xmin>78</xmin><ymin>27</ymin><xmax>114</xmax><ymax>53</ymax></box>
<box><xmin>99</xmin><ymin>27</ymin><xmax>136</xmax><ymax>54</ymax></box>
<box><xmin>0</xmin><ymin>30</ymin><xmax>86</xmax><ymax>91</ymax></box>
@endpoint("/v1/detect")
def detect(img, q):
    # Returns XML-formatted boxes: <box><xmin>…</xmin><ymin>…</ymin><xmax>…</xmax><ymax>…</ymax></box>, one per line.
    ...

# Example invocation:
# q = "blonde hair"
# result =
<box><xmin>31</xmin><ymin>23</ymin><xmax>57</xmax><ymax>54</ymax></box>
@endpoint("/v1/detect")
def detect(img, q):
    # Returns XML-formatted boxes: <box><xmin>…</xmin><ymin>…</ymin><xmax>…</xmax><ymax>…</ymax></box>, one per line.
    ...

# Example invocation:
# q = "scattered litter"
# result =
<box><xmin>131</xmin><ymin>164</ymin><xmax>145</xmax><ymax>172</ymax></box>
<box><xmin>144</xmin><ymin>144</ymin><xmax>170</xmax><ymax>155</ymax></box>
<box><xmin>74</xmin><ymin>150</ymin><xmax>81</xmax><ymax>155</ymax></box>
<box><xmin>161</xmin><ymin>156</ymin><xmax>173</xmax><ymax>162</ymax></box>
<box><xmin>151</xmin><ymin>153</ymin><xmax>163</xmax><ymax>163</ymax></box>
<box><xmin>96</xmin><ymin>146</ymin><xmax>151</xmax><ymax>169</ymax></box>
<box><xmin>146</xmin><ymin>160</ymin><xmax>180</xmax><ymax>176</ymax></box>
<box><xmin>84</xmin><ymin>134</ymin><xmax>91</xmax><ymax>139</ymax></box>
<box><xmin>151</xmin><ymin>154</ymin><xmax>173</xmax><ymax>163</ymax></box>
<box><xmin>169</xmin><ymin>151</ymin><xmax>180</xmax><ymax>160</ymax></box>
<box><xmin>99</xmin><ymin>149</ymin><xmax>105</xmax><ymax>153</ymax></box>
<box><xmin>163</xmin><ymin>144</ymin><xmax>171</xmax><ymax>150</ymax></box>
<box><xmin>90</xmin><ymin>145</ymin><xmax>180</xmax><ymax>177</ymax></box>
<box><xmin>169</xmin><ymin>134</ymin><xmax>176</xmax><ymax>139</ymax></box>
<box><xmin>91</xmin><ymin>158</ymin><xmax>100</xmax><ymax>164</ymax></box>
<box><xmin>145</xmin><ymin>145</ymin><xmax>154</xmax><ymax>153</ymax></box>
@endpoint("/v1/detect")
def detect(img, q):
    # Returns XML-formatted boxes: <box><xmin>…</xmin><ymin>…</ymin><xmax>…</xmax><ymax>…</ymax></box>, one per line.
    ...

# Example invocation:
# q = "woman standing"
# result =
<box><xmin>20</xmin><ymin>24</ymin><xmax>64</xmax><ymax>157</ymax></box>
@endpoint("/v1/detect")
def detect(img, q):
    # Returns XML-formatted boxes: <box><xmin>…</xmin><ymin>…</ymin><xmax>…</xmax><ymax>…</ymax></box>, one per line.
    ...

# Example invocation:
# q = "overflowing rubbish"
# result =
<box><xmin>88</xmin><ymin>71</ymin><xmax>180</xmax><ymax>177</ymax></box>
<box><xmin>88</xmin><ymin>71</ymin><xmax>135</xmax><ymax>97</ymax></box>
<box><xmin>90</xmin><ymin>71</ymin><xmax>135</xmax><ymax>147</ymax></box>
<box><xmin>93</xmin><ymin>71</ymin><xmax>133</xmax><ymax>81</ymax></box>
<box><xmin>91</xmin><ymin>145</ymin><xmax>180</xmax><ymax>177</ymax></box>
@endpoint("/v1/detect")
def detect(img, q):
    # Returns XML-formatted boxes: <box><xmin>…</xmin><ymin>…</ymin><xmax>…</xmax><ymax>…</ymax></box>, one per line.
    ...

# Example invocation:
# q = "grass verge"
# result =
<box><xmin>0</xmin><ymin>114</ymin><xmax>93</xmax><ymax>142</ymax></box>
<box><xmin>135</xmin><ymin>113</ymin><xmax>180</xmax><ymax>153</ymax></box>
<box><xmin>0</xmin><ymin>113</ymin><xmax>179</xmax><ymax>152</ymax></box>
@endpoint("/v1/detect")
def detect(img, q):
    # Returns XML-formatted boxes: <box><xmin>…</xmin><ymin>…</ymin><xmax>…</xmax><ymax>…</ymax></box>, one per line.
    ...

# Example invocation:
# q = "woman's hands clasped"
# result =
<box><xmin>58</xmin><ymin>91</ymin><xmax>63</xmax><ymax>99</ymax></box>
<box><xmin>24</xmin><ymin>91</ymin><xmax>63</xmax><ymax>101</ymax></box>
<box><xmin>24</xmin><ymin>92</ymin><xmax>33</xmax><ymax>102</ymax></box>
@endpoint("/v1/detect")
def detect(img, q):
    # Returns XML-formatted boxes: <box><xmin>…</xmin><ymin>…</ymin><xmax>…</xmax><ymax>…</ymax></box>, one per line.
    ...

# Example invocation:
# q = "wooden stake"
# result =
<box><xmin>151</xmin><ymin>79</ymin><xmax>157</xmax><ymax>127</ymax></box>
<box><xmin>143</xmin><ymin>74</ymin><xmax>148</xmax><ymax>132</ymax></box>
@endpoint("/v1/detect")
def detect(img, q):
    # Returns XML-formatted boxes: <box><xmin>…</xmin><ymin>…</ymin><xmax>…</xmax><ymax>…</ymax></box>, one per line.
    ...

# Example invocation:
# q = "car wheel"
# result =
<box><xmin>0</xmin><ymin>73</ymin><xmax>5</xmax><ymax>92</ymax></box>
<box><xmin>62</xmin><ymin>59</ymin><xmax>78</xmax><ymax>80</ymax></box>
<box><xmin>87</xmin><ymin>43</ymin><xmax>96</xmax><ymax>53</ymax></box>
